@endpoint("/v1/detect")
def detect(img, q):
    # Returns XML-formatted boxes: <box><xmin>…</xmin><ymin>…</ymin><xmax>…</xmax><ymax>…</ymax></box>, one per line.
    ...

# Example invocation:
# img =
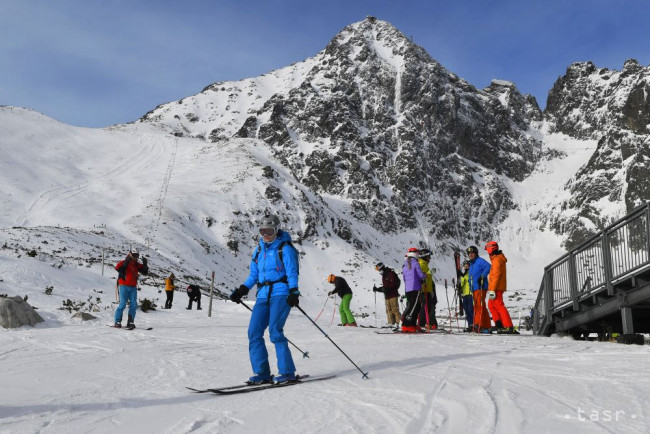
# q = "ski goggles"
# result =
<box><xmin>259</xmin><ymin>228</ymin><xmax>276</xmax><ymax>237</ymax></box>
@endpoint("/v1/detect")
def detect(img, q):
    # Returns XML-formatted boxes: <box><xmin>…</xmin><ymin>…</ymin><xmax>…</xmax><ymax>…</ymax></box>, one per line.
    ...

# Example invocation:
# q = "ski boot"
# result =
<box><xmin>247</xmin><ymin>373</ymin><xmax>273</xmax><ymax>385</ymax></box>
<box><xmin>273</xmin><ymin>373</ymin><xmax>297</xmax><ymax>384</ymax></box>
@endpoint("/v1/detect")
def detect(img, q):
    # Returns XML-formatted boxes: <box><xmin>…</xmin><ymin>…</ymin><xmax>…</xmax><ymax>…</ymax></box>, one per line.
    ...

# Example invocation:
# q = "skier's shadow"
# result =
<box><xmin>0</xmin><ymin>393</ymin><xmax>221</xmax><ymax>419</ymax></box>
<box><xmin>323</xmin><ymin>349</ymin><xmax>504</xmax><ymax>380</ymax></box>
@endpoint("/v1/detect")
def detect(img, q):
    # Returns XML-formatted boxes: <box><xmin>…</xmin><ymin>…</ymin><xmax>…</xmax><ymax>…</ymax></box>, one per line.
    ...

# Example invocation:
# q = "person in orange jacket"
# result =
<box><xmin>164</xmin><ymin>272</ymin><xmax>176</xmax><ymax>309</ymax></box>
<box><xmin>485</xmin><ymin>241</ymin><xmax>518</xmax><ymax>334</ymax></box>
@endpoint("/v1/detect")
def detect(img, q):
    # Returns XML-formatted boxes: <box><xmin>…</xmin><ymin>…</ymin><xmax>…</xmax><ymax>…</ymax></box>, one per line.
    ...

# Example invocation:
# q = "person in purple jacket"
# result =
<box><xmin>401</xmin><ymin>247</ymin><xmax>426</xmax><ymax>333</ymax></box>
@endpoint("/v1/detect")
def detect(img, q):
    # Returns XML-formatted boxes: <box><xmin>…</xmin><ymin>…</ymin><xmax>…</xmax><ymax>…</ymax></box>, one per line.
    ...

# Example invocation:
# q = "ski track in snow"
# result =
<box><xmin>13</xmin><ymin>134</ymin><xmax>164</xmax><ymax>227</ymax></box>
<box><xmin>1</xmin><ymin>305</ymin><xmax>649</xmax><ymax>433</ymax></box>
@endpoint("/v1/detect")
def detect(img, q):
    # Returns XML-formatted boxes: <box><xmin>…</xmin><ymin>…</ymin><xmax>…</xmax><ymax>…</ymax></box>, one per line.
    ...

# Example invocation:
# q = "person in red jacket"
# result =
<box><xmin>114</xmin><ymin>248</ymin><xmax>148</xmax><ymax>329</ymax></box>
<box><xmin>485</xmin><ymin>241</ymin><xmax>518</xmax><ymax>334</ymax></box>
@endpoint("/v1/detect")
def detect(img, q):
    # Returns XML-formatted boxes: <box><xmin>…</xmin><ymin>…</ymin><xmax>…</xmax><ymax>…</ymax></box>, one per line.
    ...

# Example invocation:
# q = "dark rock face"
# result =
<box><xmin>543</xmin><ymin>59</ymin><xmax>650</xmax><ymax>248</ymax></box>
<box><xmin>235</xmin><ymin>19</ymin><xmax>542</xmax><ymax>244</ymax></box>
<box><xmin>139</xmin><ymin>18</ymin><xmax>649</xmax><ymax>254</ymax></box>
<box><xmin>140</xmin><ymin>18</ymin><xmax>543</xmax><ymax>251</ymax></box>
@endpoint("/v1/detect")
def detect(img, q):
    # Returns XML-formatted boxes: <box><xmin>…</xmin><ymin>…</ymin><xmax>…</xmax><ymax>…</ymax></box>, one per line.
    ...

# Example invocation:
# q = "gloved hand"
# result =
<box><xmin>141</xmin><ymin>257</ymin><xmax>148</xmax><ymax>265</ymax></box>
<box><xmin>328</xmin><ymin>291</ymin><xmax>333</xmax><ymax>296</ymax></box>
<box><xmin>488</xmin><ymin>290</ymin><xmax>496</xmax><ymax>300</ymax></box>
<box><xmin>287</xmin><ymin>288</ymin><xmax>300</xmax><ymax>307</ymax></box>
<box><xmin>230</xmin><ymin>285</ymin><xmax>249</xmax><ymax>303</ymax></box>
<box><xmin>372</xmin><ymin>285</ymin><xmax>378</xmax><ymax>292</ymax></box>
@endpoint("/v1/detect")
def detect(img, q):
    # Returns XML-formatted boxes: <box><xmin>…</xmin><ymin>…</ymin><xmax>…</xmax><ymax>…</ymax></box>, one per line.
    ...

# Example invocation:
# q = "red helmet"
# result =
<box><xmin>485</xmin><ymin>241</ymin><xmax>499</xmax><ymax>255</ymax></box>
<box><xmin>406</xmin><ymin>247</ymin><xmax>419</xmax><ymax>258</ymax></box>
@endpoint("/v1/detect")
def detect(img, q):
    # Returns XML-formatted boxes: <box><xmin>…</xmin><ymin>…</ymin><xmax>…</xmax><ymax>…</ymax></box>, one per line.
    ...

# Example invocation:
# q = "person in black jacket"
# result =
<box><xmin>373</xmin><ymin>262</ymin><xmax>401</xmax><ymax>326</ymax></box>
<box><xmin>186</xmin><ymin>284</ymin><xmax>202</xmax><ymax>310</ymax></box>
<box><xmin>327</xmin><ymin>274</ymin><xmax>357</xmax><ymax>326</ymax></box>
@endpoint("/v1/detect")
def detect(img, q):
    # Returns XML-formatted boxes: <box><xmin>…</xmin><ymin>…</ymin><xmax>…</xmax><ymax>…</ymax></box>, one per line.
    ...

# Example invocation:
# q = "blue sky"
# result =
<box><xmin>2</xmin><ymin>0</ymin><xmax>649</xmax><ymax>128</ymax></box>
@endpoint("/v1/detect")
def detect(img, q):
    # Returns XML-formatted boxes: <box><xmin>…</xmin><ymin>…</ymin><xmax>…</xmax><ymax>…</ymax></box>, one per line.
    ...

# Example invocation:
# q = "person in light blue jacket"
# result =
<box><xmin>230</xmin><ymin>214</ymin><xmax>300</xmax><ymax>385</ymax></box>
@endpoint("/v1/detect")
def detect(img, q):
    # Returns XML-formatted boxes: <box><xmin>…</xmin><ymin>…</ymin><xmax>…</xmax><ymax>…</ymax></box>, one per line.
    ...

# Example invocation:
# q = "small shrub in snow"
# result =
<box><xmin>60</xmin><ymin>299</ymin><xmax>86</xmax><ymax>313</ymax></box>
<box><xmin>140</xmin><ymin>298</ymin><xmax>157</xmax><ymax>312</ymax></box>
<box><xmin>45</xmin><ymin>286</ymin><xmax>53</xmax><ymax>295</ymax></box>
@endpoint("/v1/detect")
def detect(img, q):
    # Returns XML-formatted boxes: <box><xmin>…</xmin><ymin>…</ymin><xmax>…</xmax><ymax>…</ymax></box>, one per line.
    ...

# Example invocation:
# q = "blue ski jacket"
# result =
<box><xmin>468</xmin><ymin>256</ymin><xmax>491</xmax><ymax>292</ymax></box>
<box><xmin>243</xmin><ymin>230</ymin><xmax>299</xmax><ymax>299</ymax></box>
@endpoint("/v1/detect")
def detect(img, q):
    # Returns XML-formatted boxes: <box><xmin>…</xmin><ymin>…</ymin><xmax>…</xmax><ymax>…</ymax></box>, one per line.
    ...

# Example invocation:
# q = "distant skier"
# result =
<box><xmin>459</xmin><ymin>260</ymin><xmax>474</xmax><ymax>332</ymax></box>
<box><xmin>186</xmin><ymin>284</ymin><xmax>202</xmax><ymax>310</ymax></box>
<box><xmin>373</xmin><ymin>262</ymin><xmax>401</xmax><ymax>326</ymax></box>
<box><xmin>327</xmin><ymin>274</ymin><xmax>357</xmax><ymax>326</ymax></box>
<box><xmin>114</xmin><ymin>248</ymin><xmax>148</xmax><ymax>329</ymax></box>
<box><xmin>229</xmin><ymin>214</ymin><xmax>300</xmax><ymax>385</ymax></box>
<box><xmin>485</xmin><ymin>241</ymin><xmax>518</xmax><ymax>334</ymax></box>
<box><xmin>417</xmin><ymin>248</ymin><xmax>438</xmax><ymax>330</ymax></box>
<box><xmin>401</xmin><ymin>248</ymin><xmax>426</xmax><ymax>333</ymax></box>
<box><xmin>467</xmin><ymin>245</ymin><xmax>491</xmax><ymax>333</ymax></box>
<box><xmin>164</xmin><ymin>272</ymin><xmax>176</xmax><ymax>309</ymax></box>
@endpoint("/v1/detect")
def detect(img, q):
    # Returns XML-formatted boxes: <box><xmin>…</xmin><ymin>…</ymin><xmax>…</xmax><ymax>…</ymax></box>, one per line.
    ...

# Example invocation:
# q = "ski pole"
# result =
<box><xmin>451</xmin><ymin>279</ymin><xmax>461</xmax><ymax>332</ymax></box>
<box><xmin>296</xmin><ymin>306</ymin><xmax>369</xmax><ymax>379</ymax></box>
<box><xmin>331</xmin><ymin>298</ymin><xmax>337</xmax><ymax>325</ymax></box>
<box><xmin>444</xmin><ymin>279</ymin><xmax>453</xmax><ymax>329</ymax></box>
<box><xmin>314</xmin><ymin>295</ymin><xmax>330</xmax><ymax>322</ymax></box>
<box><xmin>374</xmin><ymin>290</ymin><xmax>378</xmax><ymax>328</ymax></box>
<box><xmin>235</xmin><ymin>300</ymin><xmax>310</xmax><ymax>359</ymax></box>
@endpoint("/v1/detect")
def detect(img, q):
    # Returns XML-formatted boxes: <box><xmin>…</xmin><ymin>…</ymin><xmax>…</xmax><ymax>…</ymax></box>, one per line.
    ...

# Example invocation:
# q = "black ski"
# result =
<box><xmin>108</xmin><ymin>325</ymin><xmax>153</xmax><ymax>330</ymax></box>
<box><xmin>375</xmin><ymin>329</ymin><xmax>453</xmax><ymax>335</ymax></box>
<box><xmin>213</xmin><ymin>374</ymin><xmax>336</xmax><ymax>395</ymax></box>
<box><xmin>187</xmin><ymin>375</ymin><xmax>315</xmax><ymax>393</ymax></box>
<box><xmin>188</xmin><ymin>374</ymin><xmax>335</xmax><ymax>395</ymax></box>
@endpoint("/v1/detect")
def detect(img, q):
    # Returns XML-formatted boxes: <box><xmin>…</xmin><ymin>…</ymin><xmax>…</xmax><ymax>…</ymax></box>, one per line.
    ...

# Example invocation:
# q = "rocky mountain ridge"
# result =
<box><xmin>141</xmin><ymin>17</ymin><xmax>547</xmax><ymax>252</ymax></box>
<box><xmin>543</xmin><ymin>59</ymin><xmax>650</xmax><ymax>248</ymax></box>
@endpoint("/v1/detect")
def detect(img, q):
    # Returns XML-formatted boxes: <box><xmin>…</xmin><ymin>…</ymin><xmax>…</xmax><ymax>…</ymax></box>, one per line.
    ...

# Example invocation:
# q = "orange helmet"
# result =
<box><xmin>327</xmin><ymin>274</ymin><xmax>336</xmax><ymax>283</ymax></box>
<box><xmin>485</xmin><ymin>241</ymin><xmax>499</xmax><ymax>255</ymax></box>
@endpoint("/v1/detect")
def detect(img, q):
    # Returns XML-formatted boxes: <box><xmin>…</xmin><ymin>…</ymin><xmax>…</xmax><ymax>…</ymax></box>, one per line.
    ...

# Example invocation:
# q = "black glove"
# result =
<box><xmin>230</xmin><ymin>285</ymin><xmax>249</xmax><ymax>303</ymax></box>
<box><xmin>373</xmin><ymin>285</ymin><xmax>377</xmax><ymax>292</ymax></box>
<box><xmin>327</xmin><ymin>291</ymin><xmax>333</xmax><ymax>296</ymax></box>
<box><xmin>287</xmin><ymin>288</ymin><xmax>300</xmax><ymax>307</ymax></box>
<box><xmin>141</xmin><ymin>257</ymin><xmax>147</xmax><ymax>265</ymax></box>
<box><xmin>373</xmin><ymin>286</ymin><xmax>384</xmax><ymax>293</ymax></box>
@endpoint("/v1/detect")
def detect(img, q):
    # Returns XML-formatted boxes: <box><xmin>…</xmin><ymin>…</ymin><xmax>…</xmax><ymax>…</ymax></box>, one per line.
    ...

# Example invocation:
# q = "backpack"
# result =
<box><xmin>384</xmin><ymin>269</ymin><xmax>401</xmax><ymax>291</ymax></box>
<box><xmin>253</xmin><ymin>241</ymin><xmax>299</xmax><ymax>275</ymax></box>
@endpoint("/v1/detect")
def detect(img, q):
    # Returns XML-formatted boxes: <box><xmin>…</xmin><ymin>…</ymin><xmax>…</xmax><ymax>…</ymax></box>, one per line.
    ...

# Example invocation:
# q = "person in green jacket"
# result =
<box><xmin>327</xmin><ymin>274</ymin><xmax>357</xmax><ymax>326</ymax></box>
<box><xmin>460</xmin><ymin>260</ymin><xmax>474</xmax><ymax>332</ymax></box>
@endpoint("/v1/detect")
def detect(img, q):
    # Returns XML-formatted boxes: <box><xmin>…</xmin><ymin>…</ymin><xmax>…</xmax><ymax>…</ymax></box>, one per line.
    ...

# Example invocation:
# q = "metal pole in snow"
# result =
<box><xmin>208</xmin><ymin>271</ymin><xmax>215</xmax><ymax>317</ymax></box>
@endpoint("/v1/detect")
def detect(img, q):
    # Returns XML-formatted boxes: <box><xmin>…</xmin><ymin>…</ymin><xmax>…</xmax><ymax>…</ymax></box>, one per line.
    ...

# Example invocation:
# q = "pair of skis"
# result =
<box><xmin>108</xmin><ymin>325</ymin><xmax>153</xmax><ymax>330</ymax></box>
<box><xmin>187</xmin><ymin>374</ymin><xmax>336</xmax><ymax>395</ymax></box>
<box><xmin>374</xmin><ymin>328</ymin><xmax>453</xmax><ymax>335</ymax></box>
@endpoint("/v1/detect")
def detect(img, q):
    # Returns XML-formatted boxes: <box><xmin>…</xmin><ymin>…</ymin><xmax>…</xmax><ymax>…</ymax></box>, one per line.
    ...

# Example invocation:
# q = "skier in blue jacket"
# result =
<box><xmin>467</xmin><ymin>245</ymin><xmax>491</xmax><ymax>332</ymax></box>
<box><xmin>230</xmin><ymin>214</ymin><xmax>300</xmax><ymax>385</ymax></box>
